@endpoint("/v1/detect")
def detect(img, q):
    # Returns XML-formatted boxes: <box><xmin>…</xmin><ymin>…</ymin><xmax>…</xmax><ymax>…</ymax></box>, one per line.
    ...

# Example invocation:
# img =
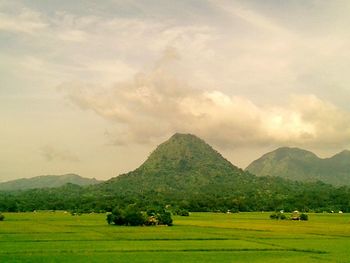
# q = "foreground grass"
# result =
<box><xmin>0</xmin><ymin>212</ymin><xmax>349</xmax><ymax>262</ymax></box>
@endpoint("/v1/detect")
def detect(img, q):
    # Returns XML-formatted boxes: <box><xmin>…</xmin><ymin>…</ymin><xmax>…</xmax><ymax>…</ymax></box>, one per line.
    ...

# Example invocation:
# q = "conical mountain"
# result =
<box><xmin>103</xmin><ymin>133</ymin><xmax>250</xmax><ymax>195</ymax></box>
<box><xmin>246</xmin><ymin>147</ymin><xmax>350</xmax><ymax>186</ymax></box>
<box><xmin>138</xmin><ymin>133</ymin><xmax>239</xmax><ymax>175</ymax></box>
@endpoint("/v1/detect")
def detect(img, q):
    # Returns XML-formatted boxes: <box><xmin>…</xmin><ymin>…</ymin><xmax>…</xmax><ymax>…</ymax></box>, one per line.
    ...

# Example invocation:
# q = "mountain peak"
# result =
<box><xmin>106</xmin><ymin>133</ymin><xmax>247</xmax><ymax>194</ymax></box>
<box><xmin>168</xmin><ymin>133</ymin><xmax>205</xmax><ymax>145</ymax></box>
<box><xmin>171</xmin><ymin>132</ymin><xmax>197</xmax><ymax>138</ymax></box>
<box><xmin>334</xmin><ymin>149</ymin><xmax>350</xmax><ymax>156</ymax></box>
<box><xmin>329</xmin><ymin>150</ymin><xmax>350</xmax><ymax>162</ymax></box>
<box><xmin>246</xmin><ymin>147</ymin><xmax>350</xmax><ymax>186</ymax></box>
<box><xmin>138</xmin><ymin>133</ymin><xmax>236</xmax><ymax>173</ymax></box>
<box><xmin>273</xmin><ymin>147</ymin><xmax>318</xmax><ymax>159</ymax></box>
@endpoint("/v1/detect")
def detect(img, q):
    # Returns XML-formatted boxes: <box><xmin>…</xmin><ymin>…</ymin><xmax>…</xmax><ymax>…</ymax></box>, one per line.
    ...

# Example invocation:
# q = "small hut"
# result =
<box><xmin>291</xmin><ymin>210</ymin><xmax>300</xmax><ymax>220</ymax></box>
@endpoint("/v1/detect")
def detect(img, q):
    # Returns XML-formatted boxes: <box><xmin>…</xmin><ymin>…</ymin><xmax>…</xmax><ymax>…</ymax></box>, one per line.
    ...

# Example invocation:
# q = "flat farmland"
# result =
<box><xmin>0</xmin><ymin>212</ymin><xmax>349</xmax><ymax>262</ymax></box>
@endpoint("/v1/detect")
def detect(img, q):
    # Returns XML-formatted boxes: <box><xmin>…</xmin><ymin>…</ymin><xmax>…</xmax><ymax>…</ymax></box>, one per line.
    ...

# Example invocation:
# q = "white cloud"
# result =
<box><xmin>2</xmin><ymin>0</ymin><xmax>350</xmax><ymax>179</ymax></box>
<box><xmin>214</xmin><ymin>0</ymin><xmax>290</xmax><ymax>36</ymax></box>
<box><xmin>0</xmin><ymin>7</ymin><xmax>47</xmax><ymax>34</ymax></box>
<box><xmin>56</xmin><ymin>29</ymin><xmax>88</xmax><ymax>42</ymax></box>
<box><xmin>59</xmin><ymin>49</ymin><xmax>350</xmax><ymax>148</ymax></box>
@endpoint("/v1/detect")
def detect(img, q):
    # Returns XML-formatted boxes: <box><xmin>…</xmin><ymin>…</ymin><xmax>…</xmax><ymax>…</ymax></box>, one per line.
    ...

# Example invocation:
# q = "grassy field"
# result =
<box><xmin>0</xmin><ymin>212</ymin><xmax>349</xmax><ymax>262</ymax></box>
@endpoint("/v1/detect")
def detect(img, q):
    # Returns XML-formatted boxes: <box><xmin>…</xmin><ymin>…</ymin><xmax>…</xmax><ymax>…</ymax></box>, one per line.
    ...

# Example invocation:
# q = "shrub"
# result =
<box><xmin>174</xmin><ymin>209</ymin><xmax>189</xmax><ymax>216</ymax></box>
<box><xmin>106</xmin><ymin>213</ymin><xmax>114</xmax><ymax>225</ymax></box>
<box><xmin>111</xmin><ymin>207</ymin><xmax>125</xmax><ymax>225</ymax></box>
<box><xmin>0</xmin><ymin>213</ymin><xmax>4</xmax><ymax>221</ymax></box>
<box><xmin>124</xmin><ymin>207</ymin><xmax>147</xmax><ymax>226</ymax></box>
<box><xmin>300</xmin><ymin>213</ymin><xmax>308</xmax><ymax>221</ymax></box>
<box><xmin>270</xmin><ymin>213</ymin><xmax>278</xmax><ymax>219</ymax></box>
<box><xmin>146</xmin><ymin>208</ymin><xmax>157</xmax><ymax>216</ymax></box>
<box><xmin>70</xmin><ymin>210</ymin><xmax>82</xmax><ymax>216</ymax></box>
<box><xmin>270</xmin><ymin>212</ymin><xmax>287</xmax><ymax>220</ymax></box>
<box><xmin>156</xmin><ymin>210</ymin><xmax>173</xmax><ymax>226</ymax></box>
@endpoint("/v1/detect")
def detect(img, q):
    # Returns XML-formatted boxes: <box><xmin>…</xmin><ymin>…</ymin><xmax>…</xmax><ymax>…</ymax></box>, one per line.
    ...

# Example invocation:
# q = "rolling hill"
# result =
<box><xmin>246</xmin><ymin>147</ymin><xmax>350</xmax><ymax>186</ymax></box>
<box><xmin>0</xmin><ymin>174</ymin><xmax>102</xmax><ymax>191</ymax></box>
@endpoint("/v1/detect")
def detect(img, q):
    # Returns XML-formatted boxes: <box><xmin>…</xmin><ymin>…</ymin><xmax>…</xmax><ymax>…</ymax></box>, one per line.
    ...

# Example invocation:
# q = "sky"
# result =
<box><xmin>1</xmin><ymin>0</ymin><xmax>350</xmax><ymax>181</ymax></box>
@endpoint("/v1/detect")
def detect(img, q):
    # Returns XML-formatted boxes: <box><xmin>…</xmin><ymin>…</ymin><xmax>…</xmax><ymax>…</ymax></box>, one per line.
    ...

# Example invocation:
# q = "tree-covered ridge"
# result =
<box><xmin>246</xmin><ymin>147</ymin><xmax>350</xmax><ymax>186</ymax></box>
<box><xmin>138</xmin><ymin>133</ymin><xmax>238</xmax><ymax>173</ymax></box>
<box><xmin>103</xmin><ymin>133</ymin><xmax>247</xmax><ymax>194</ymax></box>
<box><xmin>1</xmin><ymin>134</ymin><xmax>350</xmax><ymax>213</ymax></box>
<box><xmin>0</xmin><ymin>174</ymin><xmax>102</xmax><ymax>191</ymax></box>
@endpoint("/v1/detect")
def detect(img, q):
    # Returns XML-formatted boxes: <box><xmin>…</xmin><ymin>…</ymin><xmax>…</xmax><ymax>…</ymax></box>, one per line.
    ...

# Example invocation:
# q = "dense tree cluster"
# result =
<box><xmin>270</xmin><ymin>211</ymin><xmax>308</xmax><ymax>221</ymax></box>
<box><xmin>0</xmin><ymin>178</ymin><xmax>350</xmax><ymax>214</ymax></box>
<box><xmin>106</xmin><ymin>205</ymin><xmax>172</xmax><ymax>226</ymax></box>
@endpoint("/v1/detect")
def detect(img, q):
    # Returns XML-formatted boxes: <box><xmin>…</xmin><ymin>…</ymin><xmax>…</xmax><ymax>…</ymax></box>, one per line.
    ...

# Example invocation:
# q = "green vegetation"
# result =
<box><xmin>0</xmin><ymin>174</ymin><xmax>101</xmax><ymax>191</ymax></box>
<box><xmin>270</xmin><ymin>212</ymin><xmax>287</xmax><ymax>220</ymax></box>
<box><xmin>0</xmin><ymin>212</ymin><xmax>349</xmax><ymax>262</ymax></box>
<box><xmin>246</xmin><ymin>147</ymin><xmax>350</xmax><ymax>186</ymax></box>
<box><xmin>300</xmin><ymin>213</ymin><xmax>308</xmax><ymax>221</ymax></box>
<box><xmin>106</xmin><ymin>206</ymin><xmax>173</xmax><ymax>226</ymax></box>
<box><xmin>174</xmin><ymin>208</ymin><xmax>190</xmax><ymax>216</ymax></box>
<box><xmin>1</xmin><ymin>134</ymin><xmax>350</xmax><ymax>213</ymax></box>
<box><xmin>269</xmin><ymin>211</ymin><xmax>309</xmax><ymax>221</ymax></box>
<box><xmin>0</xmin><ymin>213</ymin><xmax>4</xmax><ymax>221</ymax></box>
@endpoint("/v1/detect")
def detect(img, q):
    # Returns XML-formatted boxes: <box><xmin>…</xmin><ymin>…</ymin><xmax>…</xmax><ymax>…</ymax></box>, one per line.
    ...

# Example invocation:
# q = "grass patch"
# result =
<box><xmin>0</xmin><ymin>212</ymin><xmax>349</xmax><ymax>262</ymax></box>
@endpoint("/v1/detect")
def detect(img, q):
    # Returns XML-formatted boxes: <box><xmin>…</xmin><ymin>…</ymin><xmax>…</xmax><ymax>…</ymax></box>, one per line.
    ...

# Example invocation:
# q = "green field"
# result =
<box><xmin>0</xmin><ymin>212</ymin><xmax>349</xmax><ymax>262</ymax></box>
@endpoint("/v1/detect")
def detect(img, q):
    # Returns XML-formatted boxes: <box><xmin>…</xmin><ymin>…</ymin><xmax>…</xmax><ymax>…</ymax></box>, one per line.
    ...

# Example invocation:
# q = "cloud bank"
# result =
<box><xmin>2</xmin><ymin>0</ymin><xmax>350</xmax><ymax>180</ymax></box>
<box><xmin>60</xmin><ymin>50</ymin><xmax>350</xmax><ymax>149</ymax></box>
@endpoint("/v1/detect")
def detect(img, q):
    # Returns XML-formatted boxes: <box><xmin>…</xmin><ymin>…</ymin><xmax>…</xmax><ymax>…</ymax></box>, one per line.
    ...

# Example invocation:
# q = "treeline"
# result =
<box><xmin>3</xmin><ymin>134</ymin><xmax>349</xmax><ymax>214</ymax></box>
<box><xmin>0</xmin><ymin>178</ymin><xmax>350</xmax><ymax>213</ymax></box>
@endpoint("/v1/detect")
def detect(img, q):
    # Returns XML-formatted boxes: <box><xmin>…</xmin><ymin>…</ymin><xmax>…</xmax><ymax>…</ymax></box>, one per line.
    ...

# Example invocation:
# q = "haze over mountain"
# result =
<box><xmin>0</xmin><ymin>174</ymin><xmax>102</xmax><ymax>191</ymax></box>
<box><xmin>246</xmin><ymin>147</ymin><xmax>350</xmax><ymax>186</ymax></box>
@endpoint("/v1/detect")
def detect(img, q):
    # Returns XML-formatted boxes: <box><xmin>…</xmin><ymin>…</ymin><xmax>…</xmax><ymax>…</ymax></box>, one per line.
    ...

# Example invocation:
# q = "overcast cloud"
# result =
<box><xmin>1</xmin><ymin>0</ymin><xmax>350</xmax><ymax>180</ymax></box>
<box><xmin>60</xmin><ymin>49</ymin><xmax>350</xmax><ymax>149</ymax></box>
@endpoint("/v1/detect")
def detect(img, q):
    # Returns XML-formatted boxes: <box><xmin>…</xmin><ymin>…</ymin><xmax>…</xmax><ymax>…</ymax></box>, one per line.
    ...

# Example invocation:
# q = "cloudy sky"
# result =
<box><xmin>1</xmin><ymin>0</ymin><xmax>350</xmax><ymax>181</ymax></box>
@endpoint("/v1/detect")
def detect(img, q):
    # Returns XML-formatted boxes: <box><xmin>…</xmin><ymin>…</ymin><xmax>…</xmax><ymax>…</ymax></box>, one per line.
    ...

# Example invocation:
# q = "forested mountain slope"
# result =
<box><xmin>246</xmin><ymin>147</ymin><xmax>350</xmax><ymax>186</ymax></box>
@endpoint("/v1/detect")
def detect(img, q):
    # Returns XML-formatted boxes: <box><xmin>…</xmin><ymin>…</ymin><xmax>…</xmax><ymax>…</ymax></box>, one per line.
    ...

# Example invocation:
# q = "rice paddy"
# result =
<box><xmin>0</xmin><ymin>212</ymin><xmax>349</xmax><ymax>262</ymax></box>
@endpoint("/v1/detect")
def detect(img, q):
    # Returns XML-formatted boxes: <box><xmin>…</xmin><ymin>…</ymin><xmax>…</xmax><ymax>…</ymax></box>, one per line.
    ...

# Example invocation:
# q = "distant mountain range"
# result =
<box><xmin>0</xmin><ymin>174</ymin><xmax>102</xmax><ymax>191</ymax></box>
<box><xmin>246</xmin><ymin>147</ymin><xmax>350</xmax><ymax>186</ymax></box>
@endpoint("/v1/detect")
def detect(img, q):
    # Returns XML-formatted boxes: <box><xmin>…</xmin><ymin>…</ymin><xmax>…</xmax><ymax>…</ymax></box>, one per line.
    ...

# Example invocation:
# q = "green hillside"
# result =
<box><xmin>1</xmin><ymin>134</ymin><xmax>350</xmax><ymax>213</ymax></box>
<box><xmin>0</xmin><ymin>174</ymin><xmax>101</xmax><ymax>191</ymax></box>
<box><xmin>102</xmin><ymin>133</ymin><xmax>250</xmax><ymax>195</ymax></box>
<box><xmin>246</xmin><ymin>147</ymin><xmax>350</xmax><ymax>186</ymax></box>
